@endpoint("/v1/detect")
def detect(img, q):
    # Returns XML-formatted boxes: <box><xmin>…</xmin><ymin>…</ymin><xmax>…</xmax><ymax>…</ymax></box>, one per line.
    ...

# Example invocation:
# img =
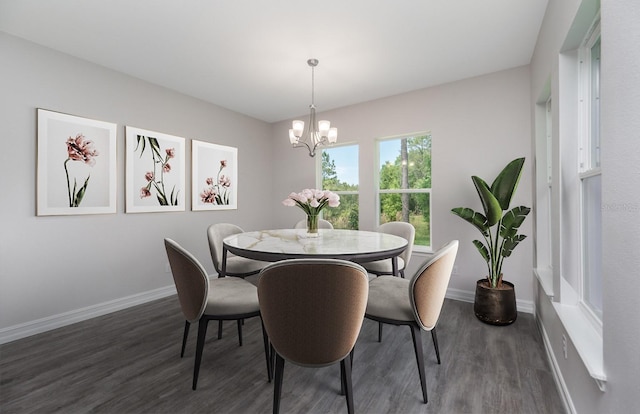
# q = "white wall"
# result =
<box><xmin>270</xmin><ymin>66</ymin><xmax>534</xmax><ymax>305</ymax></box>
<box><xmin>531</xmin><ymin>0</ymin><xmax>640</xmax><ymax>412</ymax></box>
<box><xmin>0</xmin><ymin>33</ymin><xmax>274</xmax><ymax>337</ymax></box>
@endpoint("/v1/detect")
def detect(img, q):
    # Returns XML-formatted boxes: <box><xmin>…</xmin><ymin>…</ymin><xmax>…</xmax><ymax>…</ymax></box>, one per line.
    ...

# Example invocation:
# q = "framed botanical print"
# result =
<box><xmin>125</xmin><ymin>126</ymin><xmax>186</xmax><ymax>213</ymax></box>
<box><xmin>37</xmin><ymin>109</ymin><xmax>117</xmax><ymax>216</ymax></box>
<box><xmin>191</xmin><ymin>140</ymin><xmax>238</xmax><ymax>211</ymax></box>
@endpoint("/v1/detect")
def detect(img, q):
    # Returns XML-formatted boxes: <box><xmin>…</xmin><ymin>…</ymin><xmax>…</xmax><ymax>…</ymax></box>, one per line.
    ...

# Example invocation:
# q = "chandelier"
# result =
<box><xmin>289</xmin><ymin>58</ymin><xmax>337</xmax><ymax>157</ymax></box>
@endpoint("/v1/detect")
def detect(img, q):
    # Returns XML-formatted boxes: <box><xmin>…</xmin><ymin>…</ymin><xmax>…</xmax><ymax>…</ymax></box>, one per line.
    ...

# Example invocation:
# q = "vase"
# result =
<box><xmin>473</xmin><ymin>278</ymin><xmax>517</xmax><ymax>325</ymax></box>
<box><xmin>306</xmin><ymin>214</ymin><xmax>319</xmax><ymax>237</ymax></box>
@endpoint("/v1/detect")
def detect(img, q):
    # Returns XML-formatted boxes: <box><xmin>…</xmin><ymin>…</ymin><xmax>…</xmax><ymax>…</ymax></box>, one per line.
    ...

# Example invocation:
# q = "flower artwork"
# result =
<box><xmin>283</xmin><ymin>188</ymin><xmax>340</xmax><ymax>236</ymax></box>
<box><xmin>125</xmin><ymin>126</ymin><xmax>185</xmax><ymax>213</ymax></box>
<box><xmin>200</xmin><ymin>160</ymin><xmax>232</xmax><ymax>205</ymax></box>
<box><xmin>37</xmin><ymin>109</ymin><xmax>117</xmax><ymax>216</ymax></box>
<box><xmin>192</xmin><ymin>140</ymin><xmax>238</xmax><ymax>211</ymax></box>
<box><xmin>64</xmin><ymin>133</ymin><xmax>99</xmax><ymax>207</ymax></box>
<box><xmin>135</xmin><ymin>135</ymin><xmax>179</xmax><ymax>206</ymax></box>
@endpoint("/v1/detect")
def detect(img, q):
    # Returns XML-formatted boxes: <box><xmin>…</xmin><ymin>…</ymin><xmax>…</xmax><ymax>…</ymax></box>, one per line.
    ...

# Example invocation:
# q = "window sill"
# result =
<box><xmin>551</xmin><ymin>279</ymin><xmax>606</xmax><ymax>390</ymax></box>
<box><xmin>534</xmin><ymin>267</ymin><xmax>554</xmax><ymax>298</ymax></box>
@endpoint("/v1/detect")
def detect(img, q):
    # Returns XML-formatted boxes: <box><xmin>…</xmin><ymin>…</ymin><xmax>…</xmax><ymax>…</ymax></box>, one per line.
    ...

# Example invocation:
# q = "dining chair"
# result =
<box><xmin>258</xmin><ymin>259</ymin><xmax>369</xmax><ymax>414</ymax></box>
<box><xmin>293</xmin><ymin>218</ymin><xmax>334</xmax><ymax>229</ymax></box>
<box><xmin>207</xmin><ymin>223</ymin><xmax>268</xmax><ymax>279</ymax></box>
<box><xmin>361</xmin><ymin>221</ymin><xmax>415</xmax><ymax>278</ymax></box>
<box><xmin>207</xmin><ymin>223</ymin><xmax>269</xmax><ymax>340</ymax></box>
<box><xmin>164</xmin><ymin>238</ymin><xmax>271</xmax><ymax>390</ymax></box>
<box><xmin>364</xmin><ymin>240</ymin><xmax>458</xmax><ymax>404</ymax></box>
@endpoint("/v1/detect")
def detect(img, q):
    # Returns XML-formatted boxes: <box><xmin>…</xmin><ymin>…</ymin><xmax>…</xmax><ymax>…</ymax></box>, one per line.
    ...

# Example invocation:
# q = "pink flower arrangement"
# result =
<box><xmin>282</xmin><ymin>188</ymin><xmax>340</xmax><ymax>215</ymax></box>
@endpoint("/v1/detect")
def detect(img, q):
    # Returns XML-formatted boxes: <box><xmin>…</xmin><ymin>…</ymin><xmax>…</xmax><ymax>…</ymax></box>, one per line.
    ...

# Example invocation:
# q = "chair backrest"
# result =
<box><xmin>258</xmin><ymin>259</ymin><xmax>369</xmax><ymax>367</ymax></box>
<box><xmin>164</xmin><ymin>238</ymin><xmax>210</xmax><ymax>323</ymax></box>
<box><xmin>293</xmin><ymin>218</ymin><xmax>334</xmax><ymax>229</ymax></box>
<box><xmin>409</xmin><ymin>240</ymin><xmax>459</xmax><ymax>331</ymax></box>
<box><xmin>207</xmin><ymin>223</ymin><xmax>244</xmax><ymax>273</ymax></box>
<box><xmin>378</xmin><ymin>221</ymin><xmax>416</xmax><ymax>264</ymax></box>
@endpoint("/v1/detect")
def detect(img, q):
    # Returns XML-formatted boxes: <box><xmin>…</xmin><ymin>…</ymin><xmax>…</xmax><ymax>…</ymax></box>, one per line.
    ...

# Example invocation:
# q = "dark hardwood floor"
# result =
<box><xmin>0</xmin><ymin>296</ymin><xmax>565</xmax><ymax>413</ymax></box>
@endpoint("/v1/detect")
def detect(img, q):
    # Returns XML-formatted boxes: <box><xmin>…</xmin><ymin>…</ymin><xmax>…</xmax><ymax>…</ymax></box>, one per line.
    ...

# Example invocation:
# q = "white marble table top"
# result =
<box><xmin>222</xmin><ymin>228</ymin><xmax>408</xmax><ymax>268</ymax></box>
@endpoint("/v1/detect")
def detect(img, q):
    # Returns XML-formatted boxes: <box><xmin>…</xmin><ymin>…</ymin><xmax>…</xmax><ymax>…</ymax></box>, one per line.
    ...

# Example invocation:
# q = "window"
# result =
<box><xmin>579</xmin><ymin>22</ymin><xmax>602</xmax><ymax>320</ymax></box>
<box><xmin>376</xmin><ymin>133</ymin><xmax>431</xmax><ymax>249</ymax></box>
<box><xmin>319</xmin><ymin>144</ymin><xmax>359</xmax><ymax>229</ymax></box>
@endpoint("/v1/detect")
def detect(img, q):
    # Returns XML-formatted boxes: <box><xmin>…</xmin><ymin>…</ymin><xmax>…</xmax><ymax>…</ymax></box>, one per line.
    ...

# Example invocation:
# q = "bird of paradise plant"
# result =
<box><xmin>451</xmin><ymin>157</ymin><xmax>530</xmax><ymax>288</ymax></box>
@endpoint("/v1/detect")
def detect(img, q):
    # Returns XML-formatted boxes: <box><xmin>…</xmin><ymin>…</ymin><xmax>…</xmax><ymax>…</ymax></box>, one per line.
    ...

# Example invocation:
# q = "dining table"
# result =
<box><xmin>221</xmin><ymin>228</ymin><xmax>408</xmax><ymax>277</ymax></box>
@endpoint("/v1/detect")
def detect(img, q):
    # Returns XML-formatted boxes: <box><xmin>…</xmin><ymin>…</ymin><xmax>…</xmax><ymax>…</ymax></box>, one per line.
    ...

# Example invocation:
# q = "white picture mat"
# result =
<box><xmin>191</xmin><ymin>140</ymin><xmax>238</xmax><ymax>211</ymax></box>
<box><xmin>125</xmin><ymin>126</ymin><xmax>186</xmax><ymax>213</ymax></box>
<box><xmin>37</xmin><ymin>109</ymin><xmax>117</xmax><ymax>216</ymax></box>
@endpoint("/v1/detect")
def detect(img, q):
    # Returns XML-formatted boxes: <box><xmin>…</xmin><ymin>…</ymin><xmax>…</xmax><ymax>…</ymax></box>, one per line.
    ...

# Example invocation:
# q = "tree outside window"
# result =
<box><xmin>320</xmin><ymin>145</ymin><xmax>359</xmax><ymax>229</ymax></box>
<box><xmin>378</xmin><ymin>134</ymin><xmax>431</xmax><ymax>247</ymax></box>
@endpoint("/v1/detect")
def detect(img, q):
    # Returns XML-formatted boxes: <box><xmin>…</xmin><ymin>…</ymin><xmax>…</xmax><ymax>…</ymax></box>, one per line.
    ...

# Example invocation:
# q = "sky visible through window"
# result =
<box><xmin>328</xmin><ymin>141</ymin><xmax>399</xmax><ymax>185</ymax></box>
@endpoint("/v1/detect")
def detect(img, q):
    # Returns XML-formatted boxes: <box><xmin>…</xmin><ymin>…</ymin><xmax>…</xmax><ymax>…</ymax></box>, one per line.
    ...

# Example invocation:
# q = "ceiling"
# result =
<box><xmin>0</xmin><ymin>0</ymin><xmax>548</xmax><ymax>123</ymax></box>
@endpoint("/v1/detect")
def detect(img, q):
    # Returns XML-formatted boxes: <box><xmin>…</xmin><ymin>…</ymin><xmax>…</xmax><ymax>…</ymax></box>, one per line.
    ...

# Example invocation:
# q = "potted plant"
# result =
<box><xmin>451</xmin><ymin>157</ymin><xmax>530</xmax><ymax>325</ymax></box>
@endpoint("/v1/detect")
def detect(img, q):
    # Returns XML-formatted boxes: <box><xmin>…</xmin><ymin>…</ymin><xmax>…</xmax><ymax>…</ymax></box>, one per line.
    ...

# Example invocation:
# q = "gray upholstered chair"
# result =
<box><xmin>361</xmin><ymin>221</ymin><xmax>415</xmax><ymax>278</ymax></box>
<box><xmin>293</xmin><ymin>218</ymin><xmax>334</xmax><ymax>229</ymax></box>
<box><xmin>365</xmin><ymin>240</ymin><xmax>458</xmax><ymax>404</ymax></box>
<box><xmin>164</xmin><ymin>238</ymin><xmax>270</xmax><ymax>390</ymax></box>
<box><xmin>258</xmin><ymin>259</ymin><xmax>369</xmax><ymax>414</ymax></box>
<box><xmin>207</xmin><ymin>223</ymin><xmax>269</xmax><ymax>340</ymax></box>
<box><xmin>207</xmin><ymin>223</ymin><xmax>268</xmax><ymax>279</ymax></box>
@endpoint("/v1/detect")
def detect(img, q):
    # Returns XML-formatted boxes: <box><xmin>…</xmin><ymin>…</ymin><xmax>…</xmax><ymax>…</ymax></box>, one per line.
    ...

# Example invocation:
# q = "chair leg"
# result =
<box><xmin>261</xmin><ymin>320</ymin><xmax>272</xmax><ymax>382</ymax></box>
<box><xmin>378</xmin><ymin>322</ymin><xmax>383</xmax><ymax>342</ymax></box>
<box><xmin>181</xmin><ymin>320</ymin><xmax>190</xmax><ymax>358</ymax></box>
<box><xmin>341</xmin><ymin>357</ymin><xmax>355</xmax><ymax>414</ymax></box>
<box><xmin>273</xmin><ymin>353</ymin><xmax>285</xmax><ymax>414</ymax></box>
<box><xmin>237</xmin><ymin>319</ymin><xmax>243</xmax><ymax>346</ymax></box>
<box><xmin>340</xmin><ymin>348</ymin><xmax>355</xmax><ymax>396</ymax></box>
<box><xmin>193</xmin><ymin>318</ymin><xmax>209</xmax><ymax>391</ymax></box>
<box><xmin>431</xmin><ymin>327</ymin><xmax>441</xmax><ymax>364</ymax></box>
<box><xmin>409</xmin><ymin>324</ymin><xmax>428</xmax><ymax>404</ymax></box>
<box><xmin>218</xmin><ymin>320</ymin><xmax>223</xmax><ymax>339</ymax></box>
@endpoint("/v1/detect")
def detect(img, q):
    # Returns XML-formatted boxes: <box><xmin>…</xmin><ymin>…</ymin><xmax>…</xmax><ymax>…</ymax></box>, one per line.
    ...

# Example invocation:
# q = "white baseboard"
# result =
<box><xmin>0</xmin><ymin>285</ymin><xmax>176</xmax><ymax>345</ymax></box>
<box><xmin>446</xmin><ymin>287</ymin><xmax>534</xmax><ymax>314</ymax></box>
<box><xmin>535</xmin><ymin>313</ymin><xmax>576</xmax><ymax>414</ymax></box>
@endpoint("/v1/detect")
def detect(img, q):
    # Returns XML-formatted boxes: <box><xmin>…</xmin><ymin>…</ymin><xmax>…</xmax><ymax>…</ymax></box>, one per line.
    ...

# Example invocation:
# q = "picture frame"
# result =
<box><xmin>191</xmin><ymin>140</ymin><xmax>238</xmax><ymax>211</ymax></box>
<box><xmin>37</xmin><ymin>109</ymin><xmax>117</xmax><ymax>216</ymax></box>
<box><xmin>125</xmin><ymin>126</ymin><xmax>186</xmax><ymax>213</ymax></box>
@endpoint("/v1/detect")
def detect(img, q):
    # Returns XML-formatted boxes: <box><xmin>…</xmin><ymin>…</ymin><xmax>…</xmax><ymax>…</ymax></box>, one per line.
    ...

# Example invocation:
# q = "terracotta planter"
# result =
<box><xmin>473</xmin><ymin>279</ymin><xmax>517</xmax><ymax>325</ymax></box>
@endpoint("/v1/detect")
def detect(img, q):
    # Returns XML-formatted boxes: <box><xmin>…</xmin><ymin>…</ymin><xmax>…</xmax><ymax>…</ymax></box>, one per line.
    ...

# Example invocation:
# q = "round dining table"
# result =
<box><xmin>221</xmin><ymin>228</ymin><xmax>408</xmax><ymax>277</ymax></box>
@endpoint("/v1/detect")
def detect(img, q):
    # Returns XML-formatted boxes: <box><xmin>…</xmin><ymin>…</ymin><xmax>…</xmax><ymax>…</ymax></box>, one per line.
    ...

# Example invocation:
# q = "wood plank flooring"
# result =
<box><xmin>0</xmin><ymin>296</ymin><xmax>565</xmax><ymax>413</ymax></box>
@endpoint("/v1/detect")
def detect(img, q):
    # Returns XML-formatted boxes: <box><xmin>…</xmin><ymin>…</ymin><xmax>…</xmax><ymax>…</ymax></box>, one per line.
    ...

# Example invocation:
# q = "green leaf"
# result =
<box><xmin>490</xmin><ymin>157</ymin><xmax>525</xmax><ymax>210</ymax></box>
<box><xmin>149</xmin><ymin>137</ymin><xmax>163</xmax><ymax>159</ymax></box>
<box><xmin>170</xmin><ymin>187</ymin><xmax>179</xmax><ymax>206</ymax></box>
<box><xmin>451</xmin><ymin>207</ymin><xmax>490</xmax><ymax>236</ymax></box>
<box><xmin>72</xmin><ymin>178</ymin><xmax>78</xmax><ymax>206</ymax></box>
<box><xmin>136</xmin><ymin>135</ymin><xmax>147</xmax><ymax>158</ymax></box>
<box><xmin>502</xmin><ymin>234</ymin><xmax>527</xmax><ymax>257</ymax></box>
<box><xmin>472</xmin><ymin>240</ymin><xmax>490</xmax><ymax>262</ymax></box>
<box><xmin>472</xmin><ymin>176</ymin><xmax>502</xmax><ymax>226</ymax></box>
<box><xmin>500</xmin><ymin>206</ymin><xmax>531</xmax><ymax>238</ymax></box>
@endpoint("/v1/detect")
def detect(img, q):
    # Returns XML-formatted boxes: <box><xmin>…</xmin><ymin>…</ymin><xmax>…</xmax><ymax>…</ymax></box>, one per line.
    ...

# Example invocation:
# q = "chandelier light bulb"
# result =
<box><xmin>318</xmin><ymin>120</ymin><xmax>331</xmax><ymax>137</ymax></box>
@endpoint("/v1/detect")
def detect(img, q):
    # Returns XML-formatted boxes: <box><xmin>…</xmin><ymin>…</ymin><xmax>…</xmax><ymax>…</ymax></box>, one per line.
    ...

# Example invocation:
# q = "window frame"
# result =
<box><xmin>577</xmin><ymin>18</ymin><xmax>603</xmax><ymax>326</ymax></box>
<box><xmin>316</xmin><ymin>142</ymin><xmax>360</xmax><ymax>230</ymax></box>
<box><xmin>375</xmin><ymin>132</ymin><xmax>432</xmax><ymax>252</ymax></box>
